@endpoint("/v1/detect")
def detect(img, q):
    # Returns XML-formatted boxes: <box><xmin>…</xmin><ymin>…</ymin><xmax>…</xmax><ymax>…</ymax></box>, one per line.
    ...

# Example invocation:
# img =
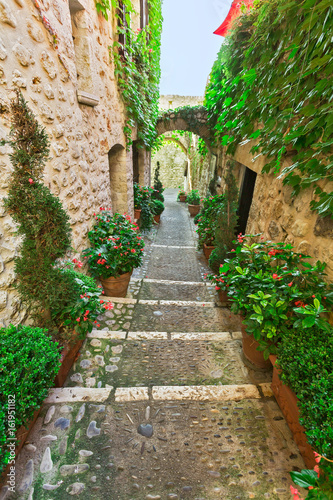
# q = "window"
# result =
<box><xmin>140</xmin><ymin>0</ymin><xmax>148</xmax><ymax>29</ymax></box>
<box><xmin>117</xmin><ymin>1</ymin><xmax>128</xmax><ymax>56</ymax></box>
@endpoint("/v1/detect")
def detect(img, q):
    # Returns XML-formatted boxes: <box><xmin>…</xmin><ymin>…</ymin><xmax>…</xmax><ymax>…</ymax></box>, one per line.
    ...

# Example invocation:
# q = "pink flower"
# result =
<box><xmin>103</xmin><ymin>302</ymin><xmax>113</xmax><ymax>310</ymax></box>
<box><xmin>131</xmin><ymin>249</ymin><xmax>136</xmax><ymax>253</ymax></box>
<box><xmin>76</xmin><ymin>318</ymin><xmax>80</xmax><ymax>322</ymax></box>
<box><xmin>77</xmin><ymin>261</ymin><xmax>83</xmax><ymax>268</ymax></box>
<box><xmin>314</xmin><ymin>452</ymin><xmax>321</xmax><ymax>463</ymax></box>
<box><xmin>288</xmin><ymin>282</ymin><xmax>293</xmax><ymax>287</ymax></box>
<box><xmin>149</xmin><ymin>48</ymin><xmax>153</xmax><ymax>53</ymax></box>
<box><xmin>28</xmin><ymin>178</ymin><xmax>34</xmax><ymax>184</ymax></box>
<box><xmin>231</xmin><ymin>249</ymin><xmax>235</xmax><ymax>252</ymax></box>
<box><xmin>314</xmin><ymin>465</ymin><xmax>320</xmax><ymax>477</ymax></box>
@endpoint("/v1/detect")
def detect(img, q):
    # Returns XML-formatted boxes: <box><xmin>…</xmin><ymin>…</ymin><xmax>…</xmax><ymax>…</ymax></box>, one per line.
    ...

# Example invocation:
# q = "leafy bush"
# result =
<box><xmin>133</xmin><ymin>183</ymin><xmax>155</xmax><ymax>230</ymax></box>
<box><xmin>0</xmin><ymin>324</ymin><xmax>61</xmax><ymax>472</ymax></box>
<box><xmin>152</xmin><ymin>162</ymin><xmax>165</xmax><ymax>202</ymax></box>
<box><xmin>209</xmin><ymin>163</ymin><xmax>238</xmax><ymax>272</ymax></box>
<box><xmin>0</xmin><ymin>408</ymin><xmax>9</xmax><ymax>474</ymax></box>
<box><xmin>152</xmin><ymin>198</ymin><xmax>164</xmax><ymax>216</ymax></box>
<box><xmin>195</xmin><ymin>194</ymin><xmax>224</xmax><ymax>249</ymax></box>
<box><xmin>177</xmin><ymin>187</ymin><xmax>187</xmax><ymax>200</ymax></box>
<box><xmin>83</xmin><ymin>211</ymin><xmax>144</xmax><ymax>278</ymax></box>
<box><xmin>53</xmin><ymin>266</ymin><xmax>113</xmax><ymax>339</ymax></box>
<box><xmin>186</xmin><ymin>189</ymin><xmax>201</xmax><ymax>205</ymax></box>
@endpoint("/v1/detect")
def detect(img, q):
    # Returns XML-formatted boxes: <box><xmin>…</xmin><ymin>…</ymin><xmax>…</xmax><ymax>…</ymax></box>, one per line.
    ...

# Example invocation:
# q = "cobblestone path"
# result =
<box><xmin>7</xmin><ymin>190</ymin><xmax>305</xmax><ymax>500</ymax></box>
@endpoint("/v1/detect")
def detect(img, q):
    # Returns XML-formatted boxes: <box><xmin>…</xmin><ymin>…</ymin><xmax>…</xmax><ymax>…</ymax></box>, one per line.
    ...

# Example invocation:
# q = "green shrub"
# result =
<box><xmin>152</xmin><ymin>162</ymin><xmax>165</xmax><ymax>202</ymax></box>
<box><xmin>133</xmin><ymin>183</ymin><xmax>155</xmax><ymax>230</ymax></box>
<box><xmin>186</xmin><ymin>189</ymin><xmax>201</xmax><ymax>205</ymax></box>
<box><xmin>152</xmin><ymin>198</ymin><xmax>164</xmax><ymax>216</ymax></box>
<box><xmin>0</xmin><ymin>324</ymin><xmax>61</xmax><ymax>472</ymax></box>
<box><xmin>208</xmin><ymin>162</ymin><xmax>238</xmax><ymax>272</ymax></box>
<box><xmin>0</xmin><ymin>408</ymin><xmax>9</xmax><ymax>474</ymax></box>
<box><xmin>277</xmin><ymin>325</ymin><xmax>333</xmax><ymax>459</ymax></box>
<box><xmin>83</xmin><ymin>211</ymin><xmax>145</xmax><ymax>278</ymax></box>
<box><xmin>195</xmin><ymin>194</ymin><xmax>224</xmax><ymax>249</ymax></box>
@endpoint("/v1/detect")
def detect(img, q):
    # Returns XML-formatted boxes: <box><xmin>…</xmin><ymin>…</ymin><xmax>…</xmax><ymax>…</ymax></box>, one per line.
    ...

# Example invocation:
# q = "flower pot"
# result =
<box><xmin>134</xmin><ymin>208</ymin><xmax>141</xmax><ymax>220</ymax></box>
<box><xmin>54</xmin><ymin>337</ymin><xmax>84</xmax><ymax>388</ymax></box>
<box><xmin>203</xmin><ymin>243</ymin><xmax>215</xmax><ymax>260</ymax></box>
<box><xmin>153</xmin><ymin>214</ymin><xmax>161</xmax><ymax>223</ymax></box>
<box><xmin>188</xmin><ymin>204</ymin><xmax>200</xmax><ymax>217</ymax></box>
<box><xmin>241</xmin><ymin>321</ymin><xmax>272</xmax><ymax>370</ymax></box>
<box><xmin>100</xmin><ymin>271</ymin><xmax>132</xmax><ymax>298</ymax></box>
<box><xmin>179</xmin><ymin>195</ymin><xmax>187</xmax><ymax>202</ymax></box>
<box><xmin>218</xmin><ymin>289</ymin><xmax>229</xmax><ymax>304</ymax></box>
<box><xmin>269</xmin><ymin>355</ymin><xmax>316</xmax><ymax>469</ymax></box>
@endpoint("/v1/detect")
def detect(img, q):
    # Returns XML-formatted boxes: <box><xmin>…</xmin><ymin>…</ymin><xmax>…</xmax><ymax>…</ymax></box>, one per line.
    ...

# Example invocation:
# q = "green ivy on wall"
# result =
<box><xmin>205</xmin><ymin>0</ymin><xmax>333</xmax><ymax>217</ymax></box>
<box><xmin>107</xmin><ymin>0</ymin><xmax>163</xmax><ymax>149</ymax></box>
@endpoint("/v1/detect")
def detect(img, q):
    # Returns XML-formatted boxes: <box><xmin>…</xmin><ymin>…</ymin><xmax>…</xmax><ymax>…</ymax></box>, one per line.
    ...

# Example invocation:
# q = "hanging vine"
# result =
<box><xmin>205</xmin><ymin>0</ymin><xmax>333</xmax><ymax>218</ymax></box>
<box><xmin>99</xmin><ymin>0</ymin><xmax>163</xmax><ymax>149</ymax></box>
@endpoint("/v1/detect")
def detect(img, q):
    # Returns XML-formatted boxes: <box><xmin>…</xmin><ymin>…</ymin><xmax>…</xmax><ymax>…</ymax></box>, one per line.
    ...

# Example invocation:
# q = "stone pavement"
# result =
<box><xmin>3</xmin><ymin>189</ymin><xmax>306</xmax><ymax>500</ymax></box>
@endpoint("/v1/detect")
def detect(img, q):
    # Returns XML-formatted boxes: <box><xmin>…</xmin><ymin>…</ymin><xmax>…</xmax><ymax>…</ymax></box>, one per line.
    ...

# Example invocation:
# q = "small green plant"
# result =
<box><xmin>209</xmin><ymin>162</ymin><xmax>239</xmax><ymax>272</ymax></box>
<box><xmin>0</xmin><ymin>324</ymin><xmax>61</xmax><ymax>472</ymax></box>
<box><xmin>133</xmin><ymin>184</ymin><xmax>155</xmax><ymax>230</ymax></box>
<box><xmin>83</xmin><ymin>211</ymin><xmax>144</xmax><ymax>278</ymax></box>
<box><xmin>152</xmin><ymin>162</ymin><xmax>165</xmax><ymax>202</ymax></box>
<box><xmin>152</xmin><ymin>198</ymin><xmax>164</xmax><ymax>216</ymax></box>
<box><xmin>186</xmin><ymin>189</ymin><xmax>201</xmax><ymax>205</ymax></box>
<box><xmin>177</xmin><ymin>187</ymin><xmax>187</xmax><ymax>200</ymax></box>
<box><xmin>195</xmin><ymin>194</ymin><xmax>224</xmax><ymax>249</ymax></box>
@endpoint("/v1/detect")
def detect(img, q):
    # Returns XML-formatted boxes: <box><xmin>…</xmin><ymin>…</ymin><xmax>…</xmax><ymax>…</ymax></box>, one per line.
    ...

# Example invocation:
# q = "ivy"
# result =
<box><xmin>205</xmin><ymin>0</ymin><xmax>333</xmax><ymax>218</ymax></box>
<box><xmin>111</xmin><ymin>0</ymin><xmax>163</xmax><ymax>149</ymax></box>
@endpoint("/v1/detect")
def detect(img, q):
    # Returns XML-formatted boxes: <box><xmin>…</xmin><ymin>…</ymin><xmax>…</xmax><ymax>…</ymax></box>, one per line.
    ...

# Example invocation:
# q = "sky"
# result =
<box><xmin>159</xmin><ymin>0</ymin><xmax>233</xmax><ymax>97</ymax></box>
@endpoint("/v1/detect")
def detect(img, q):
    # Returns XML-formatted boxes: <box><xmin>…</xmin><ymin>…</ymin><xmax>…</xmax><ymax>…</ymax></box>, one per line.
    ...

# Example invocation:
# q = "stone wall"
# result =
<box><xmin>0</xmin><ymin>0</ymin><xmax>150</xmax><ymax>326</ymax></box>
<box><xmin>213</xmin><ymin>142</ymin><xmax>333</xmax><ymax>279</ymax></box>
<box><xmin>152</xmin><ymin>141</ymin><xmax>187</xmax><ymax>189</ymax></box>
<box><xmin>159</xmin><ymin>95</ymin><xmax>204</xmax><ymax>111</ymax></box>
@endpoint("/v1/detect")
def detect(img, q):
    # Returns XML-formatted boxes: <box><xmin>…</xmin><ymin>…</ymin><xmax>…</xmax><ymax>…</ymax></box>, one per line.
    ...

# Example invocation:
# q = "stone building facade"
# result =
<box><xmin>0</xmin><ymin>0</ymin><xmax>151</xmax><ymax>326</ymax></box>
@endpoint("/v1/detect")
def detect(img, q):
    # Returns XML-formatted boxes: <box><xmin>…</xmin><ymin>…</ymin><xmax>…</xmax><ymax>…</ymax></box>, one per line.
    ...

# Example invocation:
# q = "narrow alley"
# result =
<box><xmin>12</xmin><ymin>191</ymin><xmax>305</xmax><ymax>500</ymax></box>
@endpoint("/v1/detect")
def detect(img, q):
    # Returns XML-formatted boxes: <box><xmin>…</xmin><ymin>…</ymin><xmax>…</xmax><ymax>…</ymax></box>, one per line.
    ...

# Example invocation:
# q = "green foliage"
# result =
<box><xmin>291</xmin><ymin>460</ymin><xmax>333</xmax><ymax>499</ymax></box>
<box><xmin>83</xmin><ymin>211</ymin><xmax>144</xmax><ymax>278</ymax></box>
<box><xmin>195</xmin><ymin>194</ymin><xmax>225</xmax><ymax>249</ymax></box>
<box><xmin>152</xmin><ymin>162</ymin><xmax>165</xmax><ymax>202</ymax></box>
<box><xmin>133</xmin><ymin>183</ymin><xmax>155</xmax><ymax>230</ymax></box>
<box><xmin>0</xmin><ymin>408</ymin><xmax>9</xmax><ymax>474</ymax></box>
<box><xmin>205</xmin><ymin>0</ymin><xmax>333</xmax><ymax>217</ymax></box>
<box><xmin>277</xmin><ymin>325</ymin><xmax>333</xmax><ymax>459</ymax></box>
<box><xmin>54</xmin><ymin>266</ymin><xmax>113</xmax><ymax>337</ymax></box>
<box><xmin>0</xmin><ymin>324</ymin><xmax>61</xmax><ymax>472</ymax></box>
<box><xmin>151</xmin><ymin>198</ymin><xmax>164</xmax><ymax>216</ymax></box>
<box><xmin>112</xmin><ymin>0</ymin><xmax>163</xmax><ymax>148</ymax></box>
<box><xmin>216</xmin><ymin>235</ymin><xmax>333</xmax><ymax>358</ymax></box>
<box><xmin>209</xmin><ymin>163</ymin><xmax>239</xmax><ymax>272</ymax></box>
<box><xmin>186</xmin><ymin>189</ymin><xmax>201</xmax><ymax>205</ymax></box>
<box><xmin>95</xmin><ymin>0</ymin><xmax>111</xmax><ymax>19</ymax></box>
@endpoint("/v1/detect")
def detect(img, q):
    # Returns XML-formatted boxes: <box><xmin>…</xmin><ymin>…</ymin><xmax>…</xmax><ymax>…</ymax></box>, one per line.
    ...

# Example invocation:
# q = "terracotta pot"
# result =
<box><xmin>54</xmin><ymin>338</ymin><xmax>84</xmax><ymax>387</ymax></box>
<box><xmin>153</xmin><ymin>214</ymin><xmax>161</xmax><ymax>223</ymax></box>
<box><xmin>179</xmin><ymin>195</ymin><xmax>187</xmax><ymax>202</ymax></box>
<box><xmin>134</xmin><ymin>208</ymin><xmax>141</xmax><ymax>219</ymax></box>
<box><xmin>241</xmin><ymin>321</ymin><xmax>272</xmax><ymax>370</ymax></box>
<box><xmin>269</xmin><ymin>355</ymin><xmax>316</xmax><ymax>469</ymax></box>
<box><xmin>188</xmin><ymin>204</ymin><xmax>200</xmax><ymax>217</ymax></box>
<box><xmin>218</xmin><ymin>289</ymin><xmax>229</xmax><ymax>304</ymax></box>
<box><xmin>203</xmin><ymin>243</ymin><xmax>214</xmax><ymax>260</ymax></box>
<box><xmin>100</xmin><ymin>271</ymin><xmax>132</xmax><ymax>298</ymax></box>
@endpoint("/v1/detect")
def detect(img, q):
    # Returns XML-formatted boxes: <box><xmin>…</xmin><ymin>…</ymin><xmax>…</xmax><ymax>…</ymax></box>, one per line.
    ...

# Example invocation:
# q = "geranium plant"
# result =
<box><xmin>194</xmin><ymin>194</ymin><xmax>224</xmax><ymax>249</ymax></box>
<box><xmin>186</xmin><ymin>189</ymin><xmax>201</xmax><ymax>205</ymax></box>
<box><xmin>83</xmin><ymin>211</ymin><xmax>144</xmax><ymax>278</ymax></box>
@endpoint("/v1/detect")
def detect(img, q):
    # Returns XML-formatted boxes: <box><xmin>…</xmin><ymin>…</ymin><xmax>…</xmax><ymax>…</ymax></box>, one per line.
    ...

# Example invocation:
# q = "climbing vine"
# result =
<box><xmin>205</xmin><ymin>0</ymin><xmax>333</xmax><ymax>217</ymax></box>
<box><xmin>109</xmin><ymin>0</ymin><xmax>163</xmax><ymax>149</ymax></box>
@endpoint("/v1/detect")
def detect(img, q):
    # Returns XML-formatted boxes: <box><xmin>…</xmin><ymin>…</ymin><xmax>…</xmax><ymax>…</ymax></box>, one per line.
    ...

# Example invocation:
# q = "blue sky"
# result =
<box><xmin>160</xmin><ymin>0</ymin><xmax>233</xmax><ymax>96</ymax></box>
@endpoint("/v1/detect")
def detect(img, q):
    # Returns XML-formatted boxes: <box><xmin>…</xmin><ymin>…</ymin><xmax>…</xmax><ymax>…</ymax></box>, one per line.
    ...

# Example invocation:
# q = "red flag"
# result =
<box><xmin>214</xmin><ymin>0</ymin><xmax>253</xmax><ymax>37</ymax></box>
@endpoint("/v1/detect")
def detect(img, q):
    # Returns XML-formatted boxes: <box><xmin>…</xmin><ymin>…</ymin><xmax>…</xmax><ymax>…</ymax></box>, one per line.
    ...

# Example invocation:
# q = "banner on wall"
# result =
<box><xmin>213</xmin><ymin>0</ymin><xmax>254</xmax><ymax>37</ymax></box>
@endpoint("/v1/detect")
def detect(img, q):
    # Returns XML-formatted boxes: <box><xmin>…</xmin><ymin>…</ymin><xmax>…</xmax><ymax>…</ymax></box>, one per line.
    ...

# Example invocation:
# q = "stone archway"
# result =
<box><xmin>108</xmin><ymin>144</ymin><xmax>129</xmax><ymax>214</ymax></box>
<box><xmin>156</xmin><ymin>106</ymin><xmax>210</xmax><ymax>145</ymax></box>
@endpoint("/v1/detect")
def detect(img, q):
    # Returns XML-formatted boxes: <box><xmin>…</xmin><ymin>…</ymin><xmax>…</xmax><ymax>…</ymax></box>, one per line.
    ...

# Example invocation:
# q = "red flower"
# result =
<box><xmin>76</xmin><ymin>318</ymin><xmax>80</xmax><ymax>322</ymax></box>
<box><xmin>272</xmin><ymin>274</ymin><xmax>280</xmax><ymax>280</ymax></box>
<box><xmin>28</xmin><ymin>178</ymin><xmax>34</xmax><ymax>184</ymax></box>
<box><xmin>231</xmin><ymin>249</ymin><xmax>235</xmax><ymax>252</ymax></box>
<box><xmin>288</xmin><ymin>282</ymin><xmax>293</xmax><ymax>287</ymax></box>
<box><xmin>131</xmin><ymin>249</ymin><xmax>136</xmax><ymax>253</ymax></box>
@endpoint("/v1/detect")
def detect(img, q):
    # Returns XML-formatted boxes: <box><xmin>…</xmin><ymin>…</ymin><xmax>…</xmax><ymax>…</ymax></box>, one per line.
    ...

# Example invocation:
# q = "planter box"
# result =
<box><xmin>269</xmin><ymin>355</ymin><xmax>316</xmax><ymax>469</ymax></box>
<box><xmin>134</xmin><ymin>209</ymin><xmax>141</xmax><ymax>220</ymax></box>
<box><xmin>153</xmin><ymin>214</ymin><xmax>161</xmax><ymax>223</ymax></box>
<box><xmin>218</xmin><ymin>289</ymin><xmax>229</xmax><ymax>304</ymax></box>
<box><xmin>54</xmin><ymin>338</ymin><xmax>84</xmax><ymax>388</ymax></box>
<box><xmin>188</xmin><ymin>204</ymin><xmax>200</xmax><ymax>217</ymax></box>
<box><xmin>179</xmin><ymin>195</ymin><xmax>186</xmax><ymax>202</ymax></box>
<box><xmin>203</xmin><ymin>243</ymin><xmax>214</xmax><ymax>260</ymax></box>
<box><xmin>240</xmin><ymin>321</ymin><xmax>272</xmax><ymax>370</ymax></box>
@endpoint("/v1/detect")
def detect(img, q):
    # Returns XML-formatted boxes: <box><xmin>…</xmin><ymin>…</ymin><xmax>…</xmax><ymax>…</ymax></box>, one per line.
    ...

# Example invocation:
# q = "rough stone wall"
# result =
<box><xmin>159</xmin><ymin>95</ymin><xmax>204</xmax><ymax>111</ymax></box>
<box><xmin>0</xmin><ymin>0</ymin><xmax>148</xmax><ymax>326</ymax></box>
<box><xmin>152</xmin><ymin>142</ymin><xmax>187</xmax><ymax>189</ymax></box>
<box><xmin>215</xmin><ymin>142</ymin><xmax>333</xmax><ymax>280</ymax></box>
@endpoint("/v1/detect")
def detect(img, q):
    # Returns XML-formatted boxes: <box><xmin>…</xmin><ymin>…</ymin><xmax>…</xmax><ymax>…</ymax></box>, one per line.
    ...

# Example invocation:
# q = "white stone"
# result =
<box><xmin>90</xmin><ymin>339</ymin><xmax>102</xmax><ymax>347</ymax></box>
<box><xmin>45</xmin><ymin>388</ymin><xmax>112</xmax><ymax>403</ymax></box>
<box><xmin>0</xmin><ymin>0</ymin><xmax>16</xmax><ymax>27</ymax></box>
<box><xmin>152</xmin><ymin>385</ymin><xmax>261</xmax><ymax>401</ymax></box>
<box><xmin>88</xmin><ymin>330</ymin><xmax>126</xmax><ymax>340</ymax></box>
<box><xmin>44</xmin><ymin>405</ymin><xmax>55</xmax><ymax>424</ymax></box>
<box><xmin>115</xmin><ymin>387</ymin><xmax>149</xmax><ymax>402</ymax></box>
<box><xmin>127</xmin><ymin>331</ymin><xmax>168</xmax><ymax>340</ymax></box>
<box><xmin>171</xmin><ymin>332</ymin><xmax>231</xmax><ymax>341</ymax></box>
<box><xmin>40</xmin><ymin>447</ymin><xmax>53</xmax><ymax>473</ymax></box>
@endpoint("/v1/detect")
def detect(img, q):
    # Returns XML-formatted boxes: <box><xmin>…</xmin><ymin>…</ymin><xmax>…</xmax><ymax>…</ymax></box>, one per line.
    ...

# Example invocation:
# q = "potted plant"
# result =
<box><xmin>0</xmin><ymin>325</ymin><xmax>61</xmax><ymax>477</ymax></box>
<box><xmin>152</xmin><ymin>198</ymin><xmax>164</xmax><ymax>223</ymax></box>
<box><xmin>133</xmin><ymin>182</ymin><xmax>143</xmax><ymax>219</ymax></box>
<box><xmin>83</xmin><ymin>212</ymin><xmax>145</xmax><ymax>297</ymax></box>
<box><xmin>273</xmin><ymin>322</ymin><xmax>333</xmax><ymax>472</ymax></box>
<box><xmin>152</xmin><ymin>162</ymin><xmax>165</xmax><ymax>203</ymax></box>
<box><xmin>194</xmin><ymin>194</ymin><xmax>224</xmax><ymax>258</ymax></box>
<box><xmin>186</xmin><ymin>189</ymin><xmax>201</xmax><ymax>216</ymax></box>
<box><xmin>208</xmin><ymin>162</ymin><xmax>239</xmax><ymax>272</ymax></box>
<box><xmin>133</xmin><ymin>183</ymin><xmax>155</xmax><ymax>230</ymax></box>
<box><xmin>177</xmin><ymin>188</ymin><xmax>187</xmax><ymax>202</ymax></box>
<box><xmin>217</xmin><ymin>235</ymin><xmax>333</xmax><ymax>369</ymax></box>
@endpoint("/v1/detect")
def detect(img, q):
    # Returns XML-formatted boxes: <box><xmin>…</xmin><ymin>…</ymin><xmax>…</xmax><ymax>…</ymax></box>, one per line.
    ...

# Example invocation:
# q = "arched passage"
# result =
<box><xmin>156</xmin><ymin>106</ymin><xmax>210</xmax><ymax>146</ymax></box>
<box><xmin>108</xmin><ymin>144</ymin><xmax>129</xmax><ymax>214</ymax></box>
